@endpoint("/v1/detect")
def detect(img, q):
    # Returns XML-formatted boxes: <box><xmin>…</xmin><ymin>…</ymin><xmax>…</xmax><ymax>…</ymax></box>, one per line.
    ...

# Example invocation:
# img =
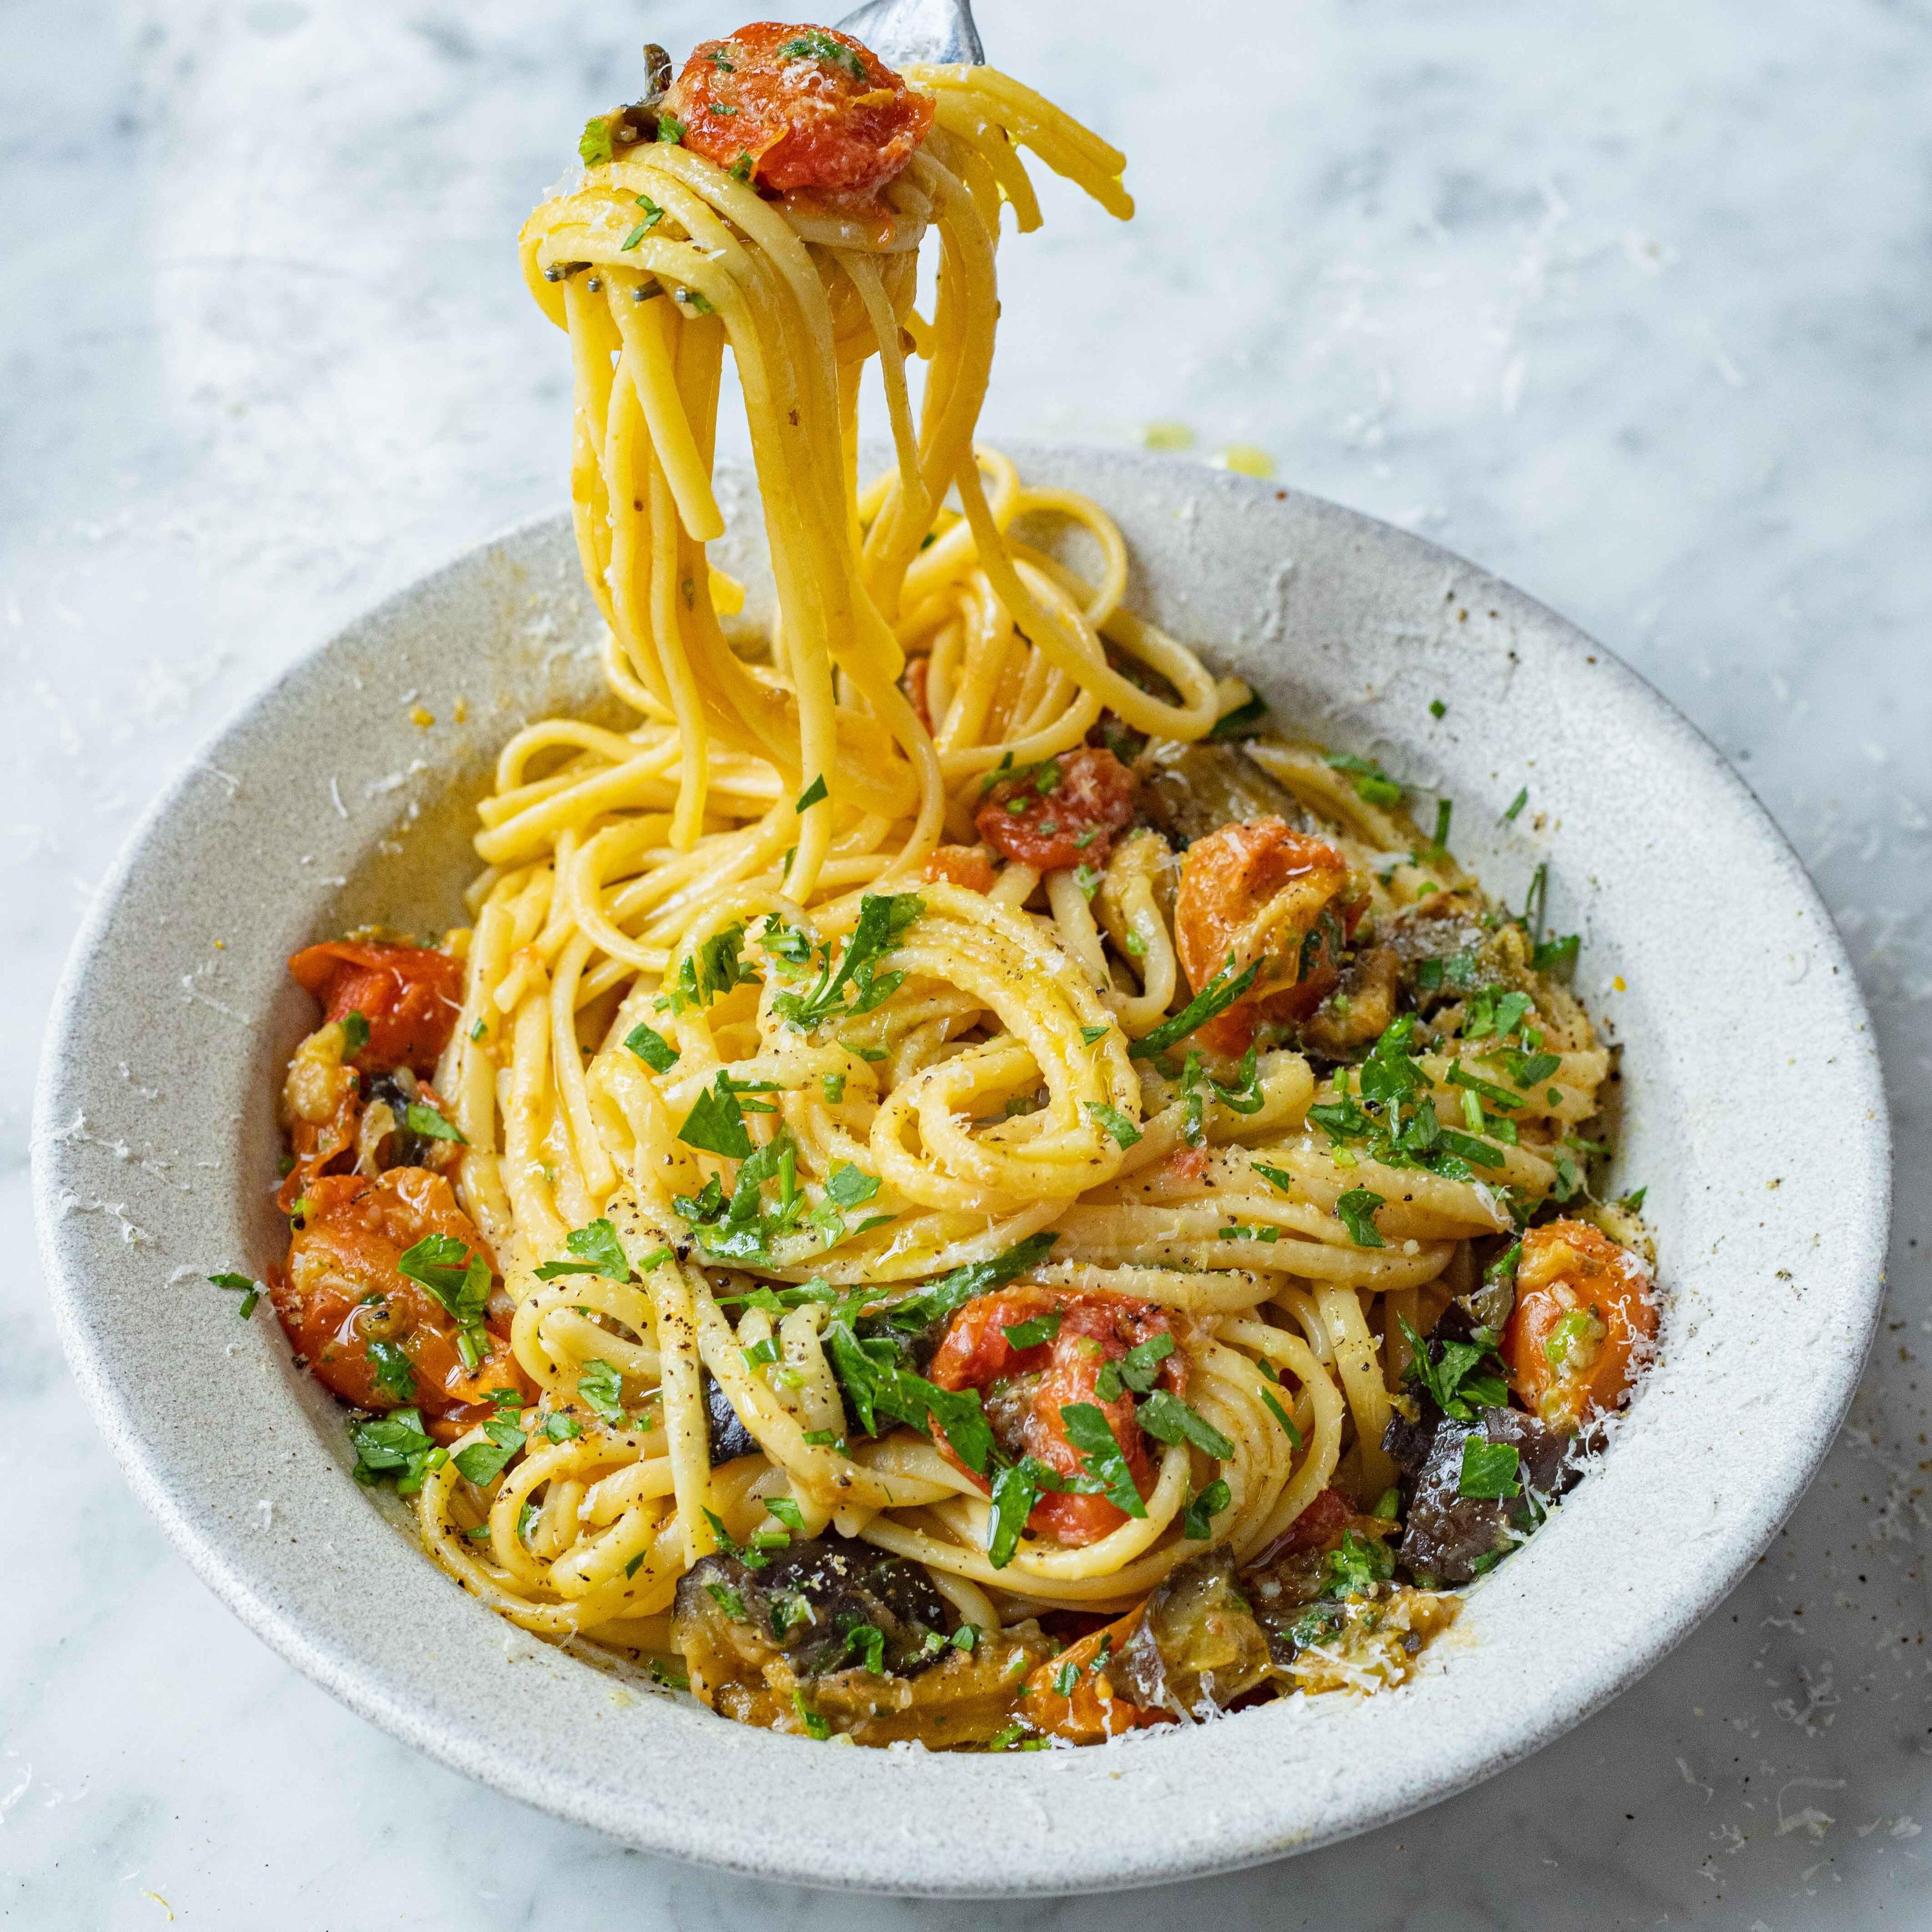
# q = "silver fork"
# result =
<box><xmin>835</xmin><ymin>0</ymin><xmax>983</xmax><ymax>66</ymax></box>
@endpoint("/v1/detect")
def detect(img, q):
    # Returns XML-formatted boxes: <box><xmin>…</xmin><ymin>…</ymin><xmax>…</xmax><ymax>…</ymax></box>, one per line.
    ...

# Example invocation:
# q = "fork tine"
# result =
<box><xmin>835</xmin><ymin>0</ymin><xmax>984</xmax><ymax>68</ymax></box>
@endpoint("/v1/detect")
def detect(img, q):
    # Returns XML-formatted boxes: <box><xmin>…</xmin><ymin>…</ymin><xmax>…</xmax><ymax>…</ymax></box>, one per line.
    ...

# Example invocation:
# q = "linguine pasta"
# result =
<box><xmin>259</xmin><ymin>26</ymin><xmax>1656</xmax><ymax>1747</ymax></box>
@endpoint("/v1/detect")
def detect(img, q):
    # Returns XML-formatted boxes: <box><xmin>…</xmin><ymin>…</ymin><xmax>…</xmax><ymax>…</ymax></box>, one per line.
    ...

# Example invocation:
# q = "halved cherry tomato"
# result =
<box><xmin>928</xmin><ymin>1286</ymin><xmax>1181</xmax><ymax>1546</ymax></box>
<box><xmin>288</xmin><ymin>939</ymin><xmax>462</xmax><ymax>1077</ymax></box>
<box><xmin>923</xmin><ymin>844</ymin><xmax>996</xmax><ymax>893</ymax></box>
<box><xmin>663</xmin><ymin>23</ymin><xmax>934</xmax><ymax>196</ymax></box>
<box><xmin>1018</xmin><ymin>1602</ymin><xmax>1168</xmax><ymax>1742</ymax></box>
<box><xmin>274</xmin><ymin>1169</ymin><xmax>529</xmax><ymax>1440</ymax></box>
<box><xmin>1503</xmin><ymin>1220</ymin><xmax>1656</xmax><ymax>1433</ymax></box>
<box><xmin>975</xmin><ymin>747</ymin><xmax>1137</xmax><ymax>873</ymax></box>
<box><xmin>1173</xmin><ymin>817</ymin><xmax>1361</xmax><ymax>1056</ymax></box>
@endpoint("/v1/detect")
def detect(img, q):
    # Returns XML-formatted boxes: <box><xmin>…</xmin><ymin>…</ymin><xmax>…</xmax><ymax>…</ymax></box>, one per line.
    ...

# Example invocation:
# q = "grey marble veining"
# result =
<box><xmin>4</xmin><ymin>0</ymin><xmax>1928</xmax><ymax>1925</ymax></box>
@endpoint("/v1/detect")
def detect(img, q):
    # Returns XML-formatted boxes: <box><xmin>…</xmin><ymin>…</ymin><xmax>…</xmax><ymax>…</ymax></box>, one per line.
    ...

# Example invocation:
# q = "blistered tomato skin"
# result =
<box><xmin>287</xmin><ymin>940</ymin><xmax>463</xmax><ymax>1077</ymax></box>
<box><xmin>1503</xmin><ymin>1220</ymin><xmax>1656</xmax><ymax>1433</ymax></box>
<box><xmin>975</xmin><ymin>747</ymin><xmax>1138</xmax><ymax>873</ymax></box>
<box><xmin>1173</xmin><ymin>818</ymin><xmax>1358</xmax><ymax>1056</ymax></box>
<box><xmin>274</xmin><ymin>1169</ymin><xmax>529</xmax><ymax>1441</ymax></box>
<box><xmin>928</xmin><ymin>1287</ymin><xmax>1181</xmax><ymax>1546</ymax></box>
<box><xmin>662</xmin><ymin>23</ymin><xmax>934</xmax><ymax>196</ymax></box>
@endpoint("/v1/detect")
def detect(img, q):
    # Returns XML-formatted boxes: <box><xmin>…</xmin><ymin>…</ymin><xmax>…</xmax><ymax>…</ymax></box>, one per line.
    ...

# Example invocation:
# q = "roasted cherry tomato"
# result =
<box><xmin>287</xmin><ymin>939</ymin><xmax>463</xmax><ymax>1077</ymax></box>
<box><xmin>1172</xmin><ymin>817</ymin><xmax>1361</xmax><ymax>1056</ymax></box>
<box><xmin>975</xmin><ymin>747</ymin><xmax>1137</xmax><ymax>873</ymax></box>
<box><xmin>928</xmin><ymin>1286</ymin><xmax>1181</xmax><ymax>1546</ymax></box>
<box><xmin>276</xmin><ymin>1018</ymin><xmax>363</xmax><ymax>1211</ymax></box>
<box><xmin>1503</xmin><ymin>1220</ymin><xmax>1656</xmax><ymax>1433</ymax></box>
<box><xmin>922</xmin><ymin>844</ymin><xmax>996</xmax><ymax>893</ymax></box>
<box><xmin>663</xmin><ymin>23</ymin><xmax>934</xmax><ymax>196</ymax></box>
<box><xmin>274</xmin><ymin>1169</ymin><xmax>529</xmax><ymax>1441</ymax></box>
<box><xmin>1017</xmin><ymin>1600</ymin><xmax>1165</xmax><ymax>1742</ymax></box>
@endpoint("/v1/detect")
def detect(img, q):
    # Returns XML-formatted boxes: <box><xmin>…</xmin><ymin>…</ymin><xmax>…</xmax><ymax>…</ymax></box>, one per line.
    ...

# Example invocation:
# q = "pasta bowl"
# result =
<box><xmin>31</xmin><ymin>444</ymin><xmax>1889</xmax><ymax>1894</ymax></box>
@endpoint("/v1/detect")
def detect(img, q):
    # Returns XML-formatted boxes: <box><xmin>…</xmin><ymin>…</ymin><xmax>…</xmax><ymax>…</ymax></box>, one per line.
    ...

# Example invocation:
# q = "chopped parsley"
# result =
<box><xmin>844</xmin><ymin>1623</ymin><xmax>887</xmax><ymax>1676</ymax></box>
<box><xmin>770</xmin><ymin>893</ymin><xmax>923</xmax><ymax>1032</ymax></box>
<box><xmin>1136</xmin><ymin>1389</ymin><xmax>1235</xmax><ymax>1459</ymax></box>
<box><xmin>1093</xmin><ymin>1330</ymin><xmax>1173</xmax><ymax>1401</ymax></box>
<box><xmin>986</xmin><ymin>1455</ymin><xmax>1105</xmax><ymax>1568</ymax></box>
<box><xmin>1400</xmin><ymin>1316</ymin><xmax>1510</xmax><ymax>1420</ymax></box>
<box><xmin>658</xmin><ymin>924</ymin><xmax>759</xmax><ymax>1016</ymax></box>
<box><xmin>1182</xmin><ymin>1477</ymin><xmax>1232</xmax><ymax>1540</ymax></box>
<box><xmin>1458</xmin><ymin>1436</ymin><xmax>1522</xmax><ymax>1500</ymax></box>
<box><xmin>1129</xmin><ymin>955</ymin><xmax>1261</xmax><ymax>1061</ymax></box>
<box><xmin>764</xmin><ymin>1496</ymin><xmax>806</xmax><ymax>1533</ymax></box>
<box><xmin>1085</xmin><ymin>1099</ymin><xmax>1142</xmax><ymax>1148</ymax></box>
<box><xmin>864</xmin><ymin>1231</ymin><xmax>1060</xmax><ymax>1335</ymax></box>
<box><xmin>349</xmin><ymin>1408</ymin><xmax>444</xmax><ymax>1495</ymax></box>
<box><xmin>679</xmin><ymin>1128</ymin><xmax>828</xmax><ymax>1261</ymax></box>
<box><xmin>1208</xmin><ymin>693</ymin><xmax>1269</xmax><ymax>741</ymax></box>
<box><xmin>1532</xmin><ymin>932</ymin><xmax>1581</xmax><ymax>980</ymax></box>
<box><xmin>1001</xmin><ymin>1309</ymin><xmax>1063</xmax><ymax>1350</ymax></box>
<box><xmin>623</xmin><ymin>1022</ymin><xmax>679</xmax><ymax>1073</ymax></box>
<box><xmin>779</xmin><ymin>27</ymin><xmax>866</xmax><ymax>77</ymax></box>
<box><xmin>452</xmin><ymin>1415</ymin><xmax>527</xmax><ymax>1487</ymax></box>
<box><xmin>339</xmin><ymin>1009</ymin><xmax>370</xmax><ymax>1058</ymax></box>
<box><xmin>1058</xmin><ymin>1403</ymin><xmax>1148</xmax><ymax>1519</ymax></box>
<box><xmin>677</xmin><ymin>1071</ymin><xmax>771</xmax><ymax>1161</ymax></box>
<box><xmin>366</xmin><ymin>1338</ymin><xmax>416</xmax><ymax>1402</ymax></box>
<box><xmin>579</xmin><ymin>116</ymin><xmax>613</xmax><ymax>167</ymax></box>
<box><xmin>796</xmin><ymin>773</ymin><xmax>828</xmax><ymax>813</ymax></box>
<box><xmin>1305</xmin><ymin>1014</ymin><xmax>1506</xmax><ymax>1181</ymax></box>
<box><xmin>1326</xmin><ymin>1528</ymin><xmax>1394</xmax><ymax>1598</ymax></box>
<box><xmin>208</xmin><ymin>1270</ymin><xmax>262</xmax><ymax>1319</ymax></box>
<box><xmin>824</xmin><ymin>1162</ymin><xmax>880</xmax><ymax>1209</ymax></box>
<box><xmin>823</xmin><ymin>1325</ymin><xmax>994</xmax><ymax>1473</ymax></box>
<box><xmin>1502</xmin><ymin>786</ymin><xmax>1529</xmax><ymax>823</ymax></box>
<box><xmin>576</xmin><ymin>1356</ymin><xmax>628</xmax><ymax>1427</ymax></box>
<box><xmin>533</xmin><ymin>1217</ymin><xmax>632</xmax><ymax>1282</ymax></box>
<box><xmin>1462</xmin><ymin>987</ymin><xmax>1535</xmax><ymax>1040</ymax></box>
<box><xmin>397</xmin><ymin>1234</ymin><xmax>492</xmax><ymax>1366</ymax></box>
<box><xmin>657</xmin><ymin>112</ymin><xmax>686</xmax><ymax>146</ymax></box>
<box><xmin>1325</xmin><ymin>751</ymin><xmax>1403</xmax><ymax>808</ymax></box>
<box><xmin>404</xmin><ymin>1100</ymin><xmax>465</xmax><ymax>1144</ymax></box>
<box><xmin>1258</xmin><ymin>1386</ymin><xmax>1302</xmax><ymax>1447</ymax></box>
<box><xmin>1335</xmin><ymin>1187</ymin><xmax>1387</xmax><ymax>1248</ymax></box>
<box><xmin>1080</xmin><ymin>1023</ymin><xmax>1110</xmax><ymax>1046</ymax></box>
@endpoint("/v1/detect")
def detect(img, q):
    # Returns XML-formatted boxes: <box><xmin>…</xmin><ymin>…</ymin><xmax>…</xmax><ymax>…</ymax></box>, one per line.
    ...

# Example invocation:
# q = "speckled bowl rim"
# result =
<box><xmin>33</xmin><ymin>447</ymin><xmax>1890</xmax><ymax>1896</ymax></box>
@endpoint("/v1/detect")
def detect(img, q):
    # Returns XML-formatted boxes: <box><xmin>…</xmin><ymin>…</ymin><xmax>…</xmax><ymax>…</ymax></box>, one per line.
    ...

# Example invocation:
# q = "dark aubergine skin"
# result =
<box><xmin>1113</xmin><ymin>1549</ymin><xmax>1275</xmax><ymax>1713</ymax></box>
<box><xmin>705</xmin><ymin>1320</ymin><xmax>936</xmax><ymax>1465</ymax></box>
<box><xmin>1138</xmin><ymin>743</ymin><xmax>1310</xmax><ymax>850</ymax></box>
<box><xmin>704</xmin><ymin>1371</ymin><xmax>760</xmax><ymax>1464</ymax></box>
<box><xmin>1385</xmin><ymin>1402</ymin><xmax>1574</xmax><ymax>1585</ymax></box>
<box><xmin>675</xmin><ymin>1535</ymin><xmax>952</xmax><ymax>1679</ymax></box>
<box><xmin>1381</xmin><ymin>893</ymin><xmax>1510</xmax><ymax>1013</ymax></box>
<box><xmin>364</xmin><ymin>1071</ymin><xmax>439</xmax><ymax>1170</ymax></box>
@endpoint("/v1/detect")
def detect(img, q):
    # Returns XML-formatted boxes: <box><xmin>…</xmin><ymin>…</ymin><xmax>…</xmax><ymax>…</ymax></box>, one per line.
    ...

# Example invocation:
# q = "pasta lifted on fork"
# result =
<box><xmin>258</xmin><ymin>21</ymin><xmax>1656</xmax><ymax>1748</ymax></box>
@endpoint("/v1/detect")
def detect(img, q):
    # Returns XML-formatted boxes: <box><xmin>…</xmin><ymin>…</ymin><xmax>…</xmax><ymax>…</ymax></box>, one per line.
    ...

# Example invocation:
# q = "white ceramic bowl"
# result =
<box><xmin>32</xmin><ymin>446</ymin><xmax>1890</xmax><ymax>1895</ymax></box>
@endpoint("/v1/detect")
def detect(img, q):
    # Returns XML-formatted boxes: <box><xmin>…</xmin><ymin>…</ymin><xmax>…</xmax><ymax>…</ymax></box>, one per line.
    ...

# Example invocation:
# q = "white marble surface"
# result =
<box><xmin>6</xmin><ymin>0</ymin><xmax>1928</xmax><ymax>1923</ymax></box>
